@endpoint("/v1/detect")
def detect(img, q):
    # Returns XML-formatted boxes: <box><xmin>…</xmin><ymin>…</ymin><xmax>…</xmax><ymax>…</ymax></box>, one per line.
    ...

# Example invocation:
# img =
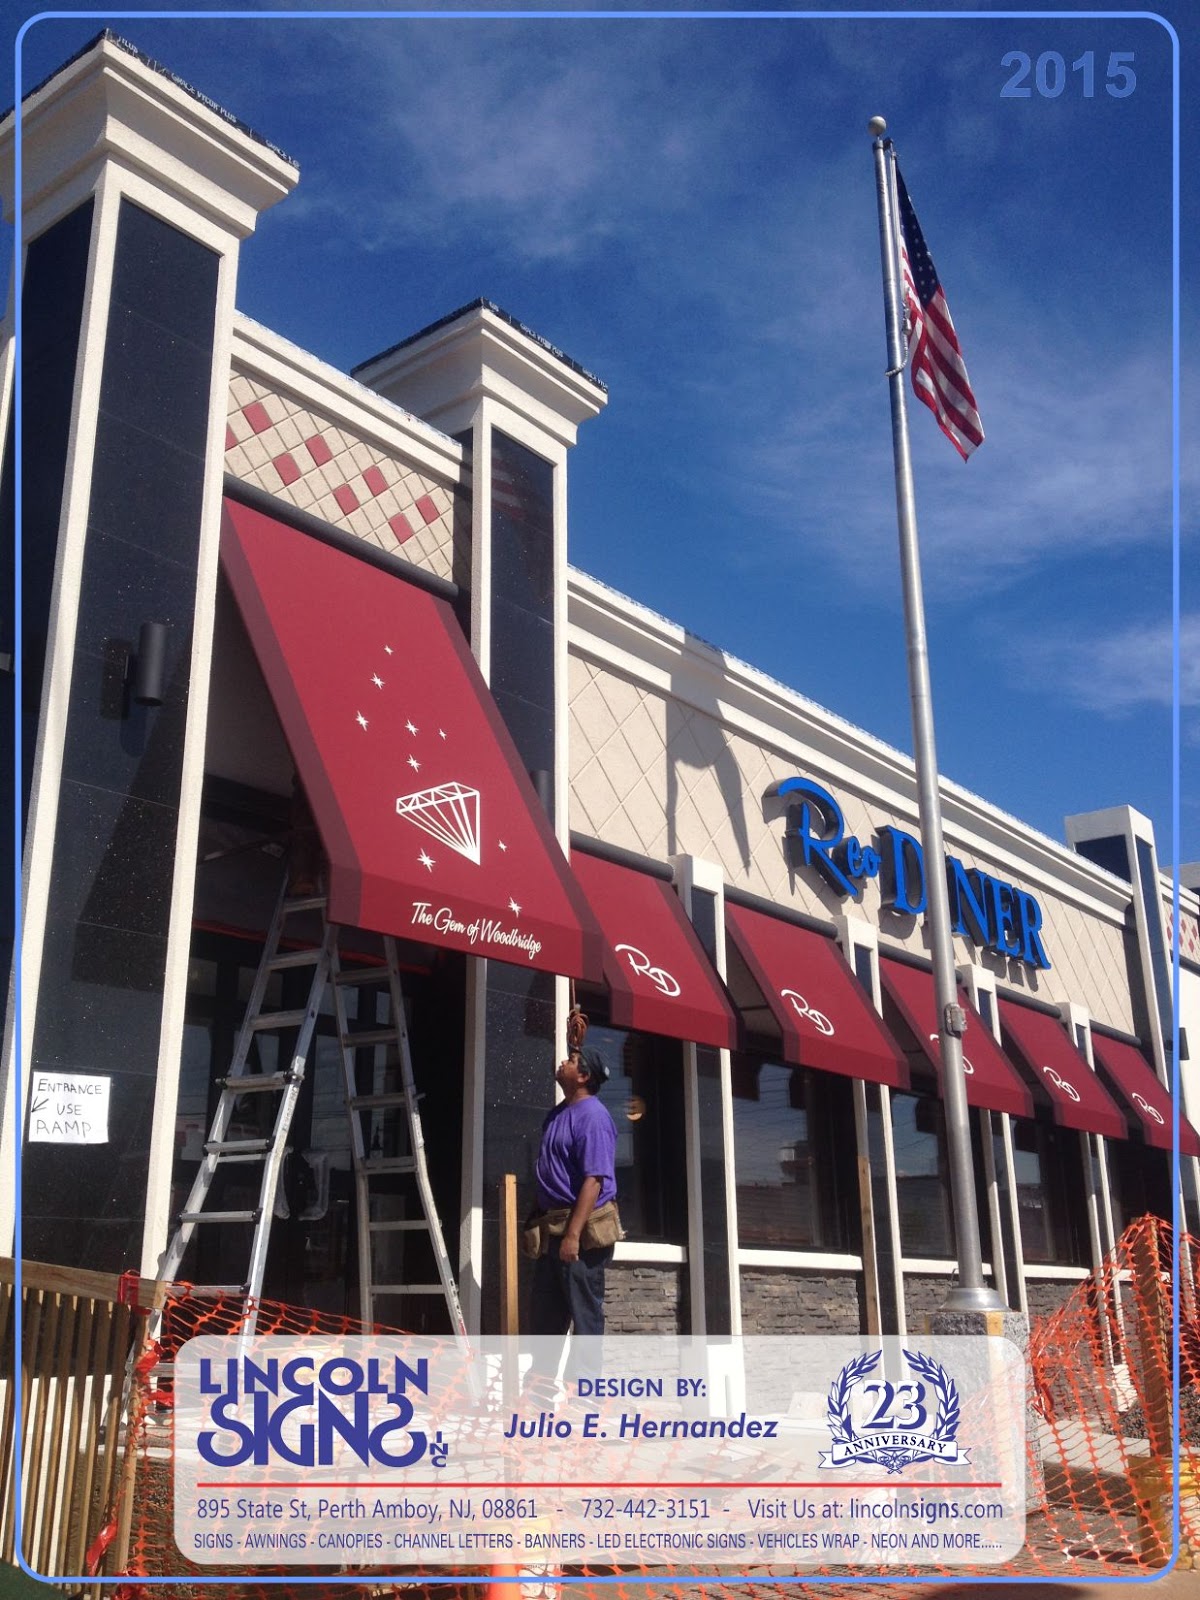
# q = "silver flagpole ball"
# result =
<box><xmin>868</xmin><ymin>116</ymin><xmax>887</xmax><ymax>136</ymax></box>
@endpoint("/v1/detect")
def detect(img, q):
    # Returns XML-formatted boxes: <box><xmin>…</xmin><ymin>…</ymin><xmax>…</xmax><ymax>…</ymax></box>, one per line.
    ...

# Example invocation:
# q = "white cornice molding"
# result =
<box><xmin>231</xmin><ymin>314</ymin><xmax>466</xmax><ymax>487</ymax></box>
<box><xmin>0</xmin><ymin>34</ymin><xmax>297</xmax><ymax>238</ymax></box>
<box><xmin>355</xmin><ymin>302</ymin><xmax>607</xmax><ymax>448</ymax></box>
<box><xmin>567</xmin><ymin>566</ymin><xmax>1133</xmax><ymax>923</ymax></box>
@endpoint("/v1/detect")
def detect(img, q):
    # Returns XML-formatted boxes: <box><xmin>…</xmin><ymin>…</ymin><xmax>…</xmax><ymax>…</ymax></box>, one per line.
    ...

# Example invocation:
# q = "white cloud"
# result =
<box><xmin>716</xmin><ymin>299</ymin><xmax>1182</xmax><ymax>596</ymax></box>
<box><xmin>217</xmin><ymin>16</ymin><xmax>1185</xmax><ymax>605</ymax></box>
<box><xmin>265</xmin><ymin>21</ymin><xmax>762</xmax><ymax>263</ymax></box>
<box><xmin>1022</xmin><ymin>613</ymin><xmax>1200</xmax><ymax>714</ymax></box>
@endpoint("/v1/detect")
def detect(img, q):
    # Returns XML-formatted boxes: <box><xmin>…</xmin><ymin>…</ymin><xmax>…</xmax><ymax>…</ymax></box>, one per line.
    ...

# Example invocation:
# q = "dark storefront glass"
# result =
<box><xmin>1002</xmin><ymin>1120</ymin><xmax>1089</xmax><ymax>1267</ymax></box>
<box><xmin>885</xmin><ymin>1092</ymin><xmax>955</xmax><ymax>1258</ymax></box>
<box><xmin>1106</xmin><ymin>1136</ymin><xmax>1172</xmax><ymax>1242</ymax></box>
<box><xmin>573</xmin><ymin>1022</ymin><xmax>686</xmax><ymax>1244</ymax></box>
<box><xmin>732</xmin><ymin>1058</ymin><xmax>851</xmax><ymax>1251</ymax></box>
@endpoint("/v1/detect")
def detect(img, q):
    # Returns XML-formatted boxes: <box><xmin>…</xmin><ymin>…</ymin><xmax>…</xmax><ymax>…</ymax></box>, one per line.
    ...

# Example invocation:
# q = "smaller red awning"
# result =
<box><xmin>571</xmin><ymin>853</ymin><xmax>738</xmax><ymax>1050</ymax></box>
<box><xmin>725</xmin><ymin>903</ymin><xmax>908</xmax><ymax>1088</ymax></box>
<box><xmin>879</xmin><ymin>959</ymin><xmax>1034</xmax><ymax>1120</ymax></box>
<box><xmin>1091</xmin><ymin>1035</ymin><xmax>1200</xmax><ymax>1156</ymax></box>
<box><xmin>998</xmin><ymin>1000</ymin><xmax>1127</xmax><ymax>1141</ymax></box>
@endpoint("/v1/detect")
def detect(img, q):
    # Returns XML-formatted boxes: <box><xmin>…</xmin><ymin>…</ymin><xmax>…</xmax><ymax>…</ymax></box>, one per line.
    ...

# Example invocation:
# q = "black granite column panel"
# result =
<box><xmin>22</xmin><ymin>198</ymin><xmax>219</xmax><ymax>1272</ymax></box>
<box><xmin>689</xmin><ymin>889</ymin><xmax>733</xmax><ymax>1334</ymax></box>
<box><xmin>479</xmin><ymin>429</ymin><xmax>558</xmax><ymax>1331</ymax></box>
<box><xmin>0</xmin><ymin>201</ymin><xmax>95</xmax><ymax>1054</ymax></box>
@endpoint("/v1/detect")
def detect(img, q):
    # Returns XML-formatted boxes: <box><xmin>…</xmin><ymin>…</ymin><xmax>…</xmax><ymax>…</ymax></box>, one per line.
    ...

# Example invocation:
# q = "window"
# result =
<box><xmin>575</xmin><ymin>1020</ymin><xmax>686</xmax><ymax>1244</ymax></box>
<box><xmin>1106</xmin><ymin>1137</ymin><xmax>1171</xmax><ymax>1240</ymax></box>
<box><xmin>732</xmin><ymin>1056</ymin><xmax>852</xmax><ymax>1250</ymax></box>
<box><xmin>1000</xmin><ymin>1120</ymin><xmax>1088</xmax><ymax>1267</ymax></box>
<box><xmin>883</xmin><ymin>1092</ymin><xmax>955</xmax><ymax>1258</ymax></box>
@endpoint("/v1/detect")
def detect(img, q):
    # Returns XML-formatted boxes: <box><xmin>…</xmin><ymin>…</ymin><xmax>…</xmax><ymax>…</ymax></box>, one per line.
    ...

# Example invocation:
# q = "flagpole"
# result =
<box><xmin>869</xmin><ymin>117</ymin><xmax>1003</xmax><ymax>1313</ymax></box>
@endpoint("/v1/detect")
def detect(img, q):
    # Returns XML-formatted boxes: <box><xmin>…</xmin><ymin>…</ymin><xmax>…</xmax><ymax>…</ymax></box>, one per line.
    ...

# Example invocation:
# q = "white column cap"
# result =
<box><xmin>0</xmin><ymin>31</ymin><xmax>297</xmax><ymax>239</ymax></box>
<box><xmin>354</xmin><ymin>298</ymin><xmax>607</xmax><ymax>450</ymax></box>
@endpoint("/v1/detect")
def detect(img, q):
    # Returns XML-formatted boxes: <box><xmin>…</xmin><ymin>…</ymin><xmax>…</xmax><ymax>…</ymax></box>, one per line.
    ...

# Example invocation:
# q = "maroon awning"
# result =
<box><xmin>221</xmin><ymin>498</ymin><xmax>603</xmax><ymax>979</ymax></box>
<box><xmin>571</xmin><ymin>852</ymin><xmax>738</xmax><ymax>1050</ymax></box>
<box><xmin>878</xmin><ymin>958</ymin><xmax>1034</xmax><ymax>1120</ymax></box>
<box><xmin>1091</xmin><ymin>1035</ymin><xmax>1200</xmax><ymax>1156</ymax></box>
<box><xmin>724</xmin><ymin>904</ymin><xmax>908</xmax><ymax>1088</ymax></box>
<box><xmin>998</xmin><ymin>1000</ymin><xmax>1127</xmax><ymax>1140</ymax></box>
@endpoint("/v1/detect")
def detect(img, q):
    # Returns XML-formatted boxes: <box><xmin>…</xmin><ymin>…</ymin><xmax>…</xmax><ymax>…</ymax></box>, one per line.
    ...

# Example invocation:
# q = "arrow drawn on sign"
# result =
<box><xmin>30</xmin><ymin>1097</ymin><xmax>47</xmax><ymax>1114</ymax></box>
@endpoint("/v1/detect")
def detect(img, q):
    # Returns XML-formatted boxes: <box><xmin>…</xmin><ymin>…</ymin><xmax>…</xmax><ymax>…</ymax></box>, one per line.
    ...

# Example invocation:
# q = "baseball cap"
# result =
<box><xmin>576</xmin><ymin>1046</ymin><xmax>610</xmax><ymax>1091</ymax></box>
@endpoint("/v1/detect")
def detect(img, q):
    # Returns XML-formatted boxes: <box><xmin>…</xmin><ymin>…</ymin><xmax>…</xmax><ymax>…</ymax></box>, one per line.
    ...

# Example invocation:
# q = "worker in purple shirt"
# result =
<box><xmin>530</xmin><ymin>1045</ymin><xmax>620</xmax><ymax>1345</ymax></box>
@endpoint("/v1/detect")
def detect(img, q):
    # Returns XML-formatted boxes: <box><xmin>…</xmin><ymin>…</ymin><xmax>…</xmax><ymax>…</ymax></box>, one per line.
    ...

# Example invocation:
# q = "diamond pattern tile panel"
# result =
<box><xmin>1167</xmin><ymin>902</ymin><xmax>1200</xmax><ymax>965</ymax></box>
<box><xmin>570</xmin><ymin>655</ymin><xmax>1136</xmax><ymax>1031</ymax></box>
<box><xmin>225</xmin><ymin>373</ymin><xmax>466</xmax><ymax>584</ymax></box>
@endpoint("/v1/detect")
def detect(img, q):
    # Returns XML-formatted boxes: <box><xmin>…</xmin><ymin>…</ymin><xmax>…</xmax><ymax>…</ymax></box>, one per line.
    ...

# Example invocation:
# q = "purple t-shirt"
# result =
<box><xmin>535</xmin><ymin>1095</ymin><xmax>618</xmax><ymax>1211</ymax></box>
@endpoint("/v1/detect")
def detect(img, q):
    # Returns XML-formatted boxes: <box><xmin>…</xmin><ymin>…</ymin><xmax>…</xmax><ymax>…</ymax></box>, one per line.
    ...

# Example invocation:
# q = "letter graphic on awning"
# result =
<box><xmin>878</xmin><ymin>958</ymin><xmax>1034</xmax><ymax>1120</ymax></box>
<box><xmin>220</xmin><ymin>498</ymin><xmax>602</xmax><ymax>979</ymax></box>
<box><xmin>571</xmin><ymin>852</ymin><xmax>738</xmax><ymax>1050</ymax></box>
<box><xmin>1090</xmin><ymin>1034</ymin><xmax>1200</xmax><ymax>1156</ymax></box>
<box><xmin>724</xmin><ymin>903</ymin><xmax>908</xmax><ymax>1088</ymax></box>
<box><xmin>997</xmin><ymin>1000</ymin><xmax>1126</xmax><ymax>1140</ymax></box>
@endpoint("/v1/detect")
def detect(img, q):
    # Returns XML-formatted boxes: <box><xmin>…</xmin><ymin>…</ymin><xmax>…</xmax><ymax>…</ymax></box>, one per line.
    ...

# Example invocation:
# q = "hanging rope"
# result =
<box><xmin>566</xmin><ymin>992</ymin><xmax>588</xmax><ymax>1054</ymax></box>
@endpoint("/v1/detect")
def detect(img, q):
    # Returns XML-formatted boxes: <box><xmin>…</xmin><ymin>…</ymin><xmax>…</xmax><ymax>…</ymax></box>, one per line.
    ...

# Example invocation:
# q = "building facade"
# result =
<box><xmin>2</xmin><ymin>35</ymin><xmax>1196</xmax><ymax>1343</ymax></box>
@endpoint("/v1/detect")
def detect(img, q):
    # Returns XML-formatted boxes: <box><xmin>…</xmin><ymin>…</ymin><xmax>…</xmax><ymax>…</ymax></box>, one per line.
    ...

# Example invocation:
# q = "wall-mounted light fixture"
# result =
<box><xmin>529</xmin><ymin>768</ymin><xmax>553</xmax><ymax>817</ymax></box>
<box><xmin>130</xmin><ymin>621</ymin><xmax>169</xmax><ymax>706</ymax></box>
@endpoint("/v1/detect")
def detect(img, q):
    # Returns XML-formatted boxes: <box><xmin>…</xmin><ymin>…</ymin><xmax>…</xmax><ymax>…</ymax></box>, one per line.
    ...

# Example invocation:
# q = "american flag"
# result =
<box><xmin>894</xmin><ymin>164</ymin><xmax>983</xmax><ymax>460</ymax></box>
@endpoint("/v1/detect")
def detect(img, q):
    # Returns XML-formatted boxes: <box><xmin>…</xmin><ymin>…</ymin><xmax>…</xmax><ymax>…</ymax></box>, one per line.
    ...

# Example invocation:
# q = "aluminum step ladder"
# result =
<box><xmin>331</xmin><ymin>932</ymin><xmax>467</xmax><ymax>1339</ymax></box>
<box><xmin>159</xmin><ymin>887</ymin><xmax>333</xmax><ymax>1330</ymax></box>
<box><xmin>160</xmin><ymin>886</ymin><xmax>464</xmax><ymax>1341</ymax></box>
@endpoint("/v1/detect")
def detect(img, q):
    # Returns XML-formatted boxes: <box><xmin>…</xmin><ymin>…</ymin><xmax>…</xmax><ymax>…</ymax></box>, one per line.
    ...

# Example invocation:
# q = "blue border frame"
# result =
<box><xmin>8</xmin><ymin>5</ymin><xmax>1183</xmax><ymax>1587</ymax></box>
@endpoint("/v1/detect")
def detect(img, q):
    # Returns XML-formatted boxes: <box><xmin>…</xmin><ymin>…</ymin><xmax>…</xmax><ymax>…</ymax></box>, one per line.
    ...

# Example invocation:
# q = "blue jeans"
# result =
<box><xmin>529</xmin><ymin>1236</ymin><xmax>613</xmax><ymax>1385</ymax></box>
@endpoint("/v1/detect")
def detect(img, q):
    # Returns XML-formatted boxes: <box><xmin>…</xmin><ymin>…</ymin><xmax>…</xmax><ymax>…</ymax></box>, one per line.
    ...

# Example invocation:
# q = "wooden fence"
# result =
<box><xmin>0</xmin><ymin>1259</ymin><xmax>154</xmax><ymax>1590</ymax></box>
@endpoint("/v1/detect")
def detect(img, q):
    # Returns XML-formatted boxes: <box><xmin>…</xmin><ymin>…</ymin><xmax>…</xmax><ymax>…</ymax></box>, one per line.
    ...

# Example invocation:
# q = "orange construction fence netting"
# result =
<box><xmin>97</xmin><ymin>1213</ymin><xmax>1198</xmax><ymax>1598</ymax></box>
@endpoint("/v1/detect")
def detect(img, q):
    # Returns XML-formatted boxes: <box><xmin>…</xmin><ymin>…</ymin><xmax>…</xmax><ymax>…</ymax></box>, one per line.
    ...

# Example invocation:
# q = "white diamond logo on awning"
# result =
<box><xmin>396</xmin><ymin>783</ymin><xmax>481</xmax><ymax>864</ymax></box>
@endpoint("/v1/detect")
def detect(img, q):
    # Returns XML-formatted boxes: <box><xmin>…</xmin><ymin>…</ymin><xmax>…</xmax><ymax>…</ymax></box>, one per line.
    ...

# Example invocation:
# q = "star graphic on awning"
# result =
<box><xmin>407</xmin><ymin>756</ymin><xmax>420</xmax><ymax>771</ymax></box>
<box><xmin>418</xmin><ymin>849</ymin><xmax>435</xmax><ymax>871</ymax></box>
<box><xmin>384</xmin><ymin>645</ymin><xmax>394</xmax><ymax>655</ymax></box>
<box><xmin>498</xmin><ymin>840</ymin><xmax>507</xmax><ymax>852</ymax></box>
<box><xmin>406</xmin><ymin>720</ymin><xmax>419</xmax><ymax>735</ymax></box>
<box><xmin>356</xmin><ymin>712</ymin><xmax>368</xmax><ymax>730</ymax></box>
<box><xmin>438</xmin><ymin>729</ymin><xmax>447</xmax><ymax>740</ymax></box>
<box><xmin>508</xmin><ymin>897</ymin><xmax>522</xmax><ymax>916</ymax></box>
<box><xmin>372</xmin><ymin>674</ymin><xmax>385</xmax><ymax>689</ymax></box>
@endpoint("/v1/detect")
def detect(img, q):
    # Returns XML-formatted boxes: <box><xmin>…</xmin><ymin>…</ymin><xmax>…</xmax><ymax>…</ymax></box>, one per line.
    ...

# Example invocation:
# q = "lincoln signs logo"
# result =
<box><xmin>615</xmin><ymin>944</ymin><xmax>680</xmax><ymax>997</ymax></box>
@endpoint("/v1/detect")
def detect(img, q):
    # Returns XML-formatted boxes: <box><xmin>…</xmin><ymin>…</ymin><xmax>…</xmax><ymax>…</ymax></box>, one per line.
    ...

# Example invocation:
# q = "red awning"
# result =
<box><xmin>571</xmin><ymin>852</ymin><xmax>738</xmax><ymax>1050</ymax></box>
<box><xmin>1091</xmin><ymin>1035</ymin><xmax>1200</xmax><ymax>1156</ymax></box>
<box><xmin>220</xmin><ymin>498</ymin><xmax>602</xmax><ymax>979</ymax></box>
<box><xmin>997</xmin><ymin>1000</ymin><xmax>1127</xmax><ymax>1141</ymax></box>
<box><xmin>878</xmin><ymin>959</ymin><xmax>1034</xmax><ymax>1120</ymax></box>
<box><xmin>724</xmin><ymin>903</ymin><xmax>908</xmax><ymax>1088</ymax></box>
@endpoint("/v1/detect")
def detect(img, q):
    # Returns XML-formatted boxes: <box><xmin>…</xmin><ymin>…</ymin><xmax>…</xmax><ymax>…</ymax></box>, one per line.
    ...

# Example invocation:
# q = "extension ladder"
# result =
<box><xmin>160</xmin><ymin>885</ymin><xmax>465</xmax><ymax>1339</ymax></box>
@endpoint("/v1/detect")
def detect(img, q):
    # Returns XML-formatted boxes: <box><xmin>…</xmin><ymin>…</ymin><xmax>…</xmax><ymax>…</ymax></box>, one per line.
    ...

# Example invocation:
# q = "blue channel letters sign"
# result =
<box><xmin>776</xmin><ymin>776</ymin><xmax>1050</xmax><ymax>971</ymax></box>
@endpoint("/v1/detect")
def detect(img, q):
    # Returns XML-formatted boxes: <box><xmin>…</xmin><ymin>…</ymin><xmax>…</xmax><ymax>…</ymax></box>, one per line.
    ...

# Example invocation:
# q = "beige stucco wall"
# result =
<box><xmin>569</xmin><ymin>607</ymin><xmax>1135</xmax><ymax>1033</ymax></box>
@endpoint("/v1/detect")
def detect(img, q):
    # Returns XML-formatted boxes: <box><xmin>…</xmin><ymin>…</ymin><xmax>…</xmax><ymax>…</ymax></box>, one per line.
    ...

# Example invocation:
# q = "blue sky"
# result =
<box><xmin>7</xmin><ymin>3</ymin><xmax>1196</xmax><ymax>869</ymax></box>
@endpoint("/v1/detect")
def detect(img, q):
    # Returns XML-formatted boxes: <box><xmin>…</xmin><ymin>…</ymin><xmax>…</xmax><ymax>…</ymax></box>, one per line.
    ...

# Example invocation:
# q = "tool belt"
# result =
<box><xmin>521</xmin><ymin>1200</ymin><xmax>623</xmax><ymax>1259</ymax></box>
